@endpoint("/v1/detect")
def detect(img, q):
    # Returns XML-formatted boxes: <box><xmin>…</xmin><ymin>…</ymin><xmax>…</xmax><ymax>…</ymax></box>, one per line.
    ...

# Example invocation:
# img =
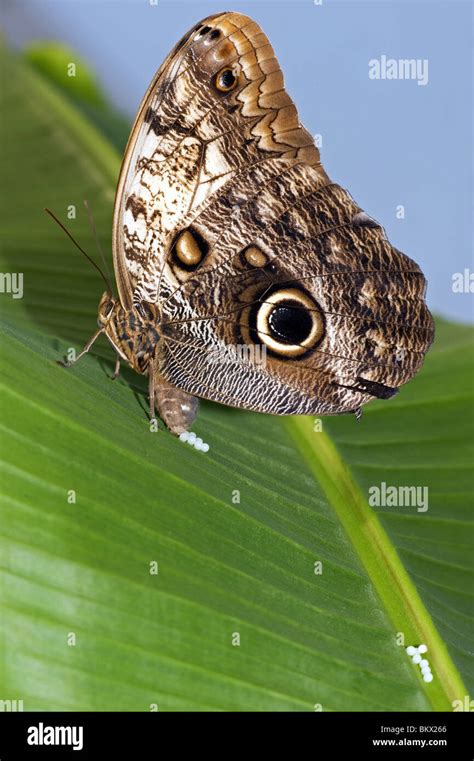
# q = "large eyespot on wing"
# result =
<box><xmin>112</xmin><ymin>11</ymin><xmax>328</xmax><ymax>309</ymax></box>
<box><xmin>241</xmin><ymin>287</ymin><xmax>325</xmax><ymax>358</ymax></box>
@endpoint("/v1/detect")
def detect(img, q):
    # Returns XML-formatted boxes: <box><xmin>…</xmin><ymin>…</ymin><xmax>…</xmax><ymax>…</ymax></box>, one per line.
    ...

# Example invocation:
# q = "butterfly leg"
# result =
<box><xmin>148</xmin><ymin>362</ymin><xmax>158</xmax><ymax>424</ymax></box>
<box><xmin>110</xmin><ymin>357</ymin><xmax>121</xmax><ymax>381</ymax></box>
<box><xmin>58</xmin><ymin>328</ymin><xmax>104</xmax><ymax>368</ymax></box>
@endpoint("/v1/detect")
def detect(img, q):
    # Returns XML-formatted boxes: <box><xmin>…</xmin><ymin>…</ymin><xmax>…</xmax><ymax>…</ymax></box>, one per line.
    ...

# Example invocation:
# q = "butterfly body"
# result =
<box><xmin>97</xmin><ymin>292</ymin><xmax>160</xmax><ymax>375</ymax></box>
<box><xmin>63</xmin><ymin>12</ymin><xmax>434</xmax><ymax>434</ymax></box>
<box><xmin>96</xmin><ymin>292</ymin><xmax>199</xmax><ymax>433</ymax></box>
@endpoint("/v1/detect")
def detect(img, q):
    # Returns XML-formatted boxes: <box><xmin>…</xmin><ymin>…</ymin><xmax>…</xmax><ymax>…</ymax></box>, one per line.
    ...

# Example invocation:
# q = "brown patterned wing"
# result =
<box><xmin>115</xmin><ymin>12</ymin><xmax>434</xmax><ymax>416</ymax></box>
<box><xmin>112</xmin><ymin>11</ymin><xmax>324</xmax><ymax>307</ymax></box>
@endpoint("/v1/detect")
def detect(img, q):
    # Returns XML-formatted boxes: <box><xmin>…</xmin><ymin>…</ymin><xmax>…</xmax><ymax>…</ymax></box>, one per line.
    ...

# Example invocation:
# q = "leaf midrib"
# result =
<box><xmin>286</xmin><ymin>417</ymin><xmax>468</xmax><ymax>711</ymax></box>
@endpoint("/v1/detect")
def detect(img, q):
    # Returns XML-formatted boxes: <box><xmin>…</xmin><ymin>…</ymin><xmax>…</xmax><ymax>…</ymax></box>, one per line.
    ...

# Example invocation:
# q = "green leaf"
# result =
<box><xmin>1</xmin><ymin>47</ymin><xmax>472</xmax><ymax>712</ymax></box>
<box><xmin>25</xmin><ymin>42</ymin><xmax>107</xmax><ymax>107</ymax></box>
<box><xmin>24</xmin><ymin>42</ymin><xmax>130</xmax><ymax>154</ymax></box>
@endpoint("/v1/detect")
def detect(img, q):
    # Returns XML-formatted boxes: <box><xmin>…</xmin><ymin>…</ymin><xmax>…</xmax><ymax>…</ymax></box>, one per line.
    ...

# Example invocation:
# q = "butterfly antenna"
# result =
<box><xmin>83</xmin><ymin>199</ymin><xmax>115</xmax><ymax>296</ymax></box>
<box><xmin>44</xmin><ymin>208</ymin><xmax>113</xmax><ymax>293</ymax></box>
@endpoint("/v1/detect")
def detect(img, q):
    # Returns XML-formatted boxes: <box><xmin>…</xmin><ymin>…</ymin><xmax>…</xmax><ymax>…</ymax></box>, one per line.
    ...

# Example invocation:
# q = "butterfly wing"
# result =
<box><xmin>113</xmin><ymin>11</ymin><xmax>321</xmax><ymax>307</ymax></box>
<box><xmin>113</xmin><ymin>12</ymin><xmax>434</xmax><ymax>416</ymax></box>
<box><xmin>112</xmin><ymin>11</ymin><xmax>224</xmax><ymax>308</ymax></box>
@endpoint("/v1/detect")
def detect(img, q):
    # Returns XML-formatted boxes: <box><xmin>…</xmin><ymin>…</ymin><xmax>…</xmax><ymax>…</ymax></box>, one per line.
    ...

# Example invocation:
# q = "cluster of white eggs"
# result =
<box><xmin>406</xmin><ymin>644</ymin><xmax>433</xmax><ymax>682</ymax></box>
<box><xmin>179</xmin><ymin>431</ymin><xmax>209</xmax><ymax>452</ymax></box>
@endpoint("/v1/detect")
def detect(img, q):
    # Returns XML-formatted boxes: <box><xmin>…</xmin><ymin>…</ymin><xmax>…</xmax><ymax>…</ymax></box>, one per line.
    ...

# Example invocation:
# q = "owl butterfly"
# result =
<box><xmin>63</xmin><ymin>11</ymin><xmax>434</xmax><ymax>436</ymax></box>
